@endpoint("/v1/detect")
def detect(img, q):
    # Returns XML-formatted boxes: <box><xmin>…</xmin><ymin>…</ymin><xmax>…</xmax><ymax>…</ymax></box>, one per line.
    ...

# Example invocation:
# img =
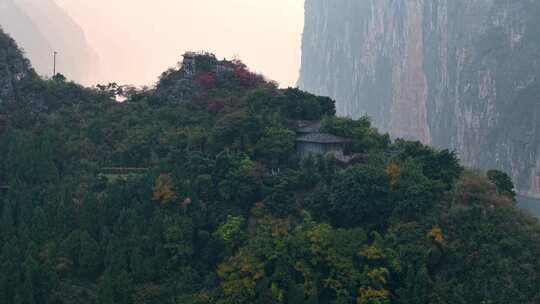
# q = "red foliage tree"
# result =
<box><xmin>234</xmin><ymin>66</ymin><xmax>251</xmax><ymax>84</ymax></box>
<box><xmin>198</xmin><ymin>72</ymin><xmax>217</xmax><ymax>88</ymax></box>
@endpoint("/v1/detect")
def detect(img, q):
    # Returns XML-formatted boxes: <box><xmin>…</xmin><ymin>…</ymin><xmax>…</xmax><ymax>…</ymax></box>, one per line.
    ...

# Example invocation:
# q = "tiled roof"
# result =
<box><xmin>297</xmin><ymin>121</ymin><xmax>323</xmax><ymax>133</ymax></box>
<box><xmin>296</xmin><ymin>133</ymin><xmax>350</xmax><ymax>144</ymax></box>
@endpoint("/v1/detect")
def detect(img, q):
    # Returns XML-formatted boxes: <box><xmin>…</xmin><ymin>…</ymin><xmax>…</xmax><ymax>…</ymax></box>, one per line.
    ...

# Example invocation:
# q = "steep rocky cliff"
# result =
<box><xmin>0</xmin><ymin>0</ymin><xmax>52</xmax><ymax>76</ymax></box>
<box><xmin>0</xmin><ymin>0</ymin><xmax>98</xmax><ymax>84</ymax></box>
<box><xmin>299</xmin><ymin>0</ymin><xmax>540</xmax><ymax>198</ymax></box>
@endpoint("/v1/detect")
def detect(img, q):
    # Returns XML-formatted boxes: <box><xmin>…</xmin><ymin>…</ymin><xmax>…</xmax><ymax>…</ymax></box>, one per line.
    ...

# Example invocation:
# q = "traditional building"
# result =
<box><xmin>216</xmin><ymin>60</ymin><xmax>236</xmax><ymax>75</ymax></box>
<box><xmin>296</xmin><ymin>133</ymin><xmax>350</xmax><ymax>158</ymax></box>
<box><xmin>295</xmin><ymin>121</ymin><xmax>350</xmax><ymax>159</ymax></box>
<box><xmin>182</xmin><ymin>52</ymin><xmax>197</xmax><ymax>76</ymax></box>
<box><xmin>181</xmin><ymin>51</ymin><xmax>217</xmax><ymax>75</ymax></box>
<box><xmin>296</xmin><ymin>121</ymin><xmax>323</xmax><ymax>136</ymax></box>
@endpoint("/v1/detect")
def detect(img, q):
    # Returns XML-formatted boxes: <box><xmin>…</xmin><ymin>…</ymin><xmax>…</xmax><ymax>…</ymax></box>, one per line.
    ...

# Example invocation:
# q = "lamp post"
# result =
<box><xmin>53</xmin><ymin>51</ymin><xmax>57</xmax><ymax>77</ymax></box>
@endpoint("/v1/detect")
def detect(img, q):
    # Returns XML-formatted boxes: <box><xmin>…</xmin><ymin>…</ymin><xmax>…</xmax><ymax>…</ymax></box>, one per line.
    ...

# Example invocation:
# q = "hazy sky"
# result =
<box><xmin>55</xmin><ymin>0</ymin><xmax>305</xmax><ymax>87</ymax></box>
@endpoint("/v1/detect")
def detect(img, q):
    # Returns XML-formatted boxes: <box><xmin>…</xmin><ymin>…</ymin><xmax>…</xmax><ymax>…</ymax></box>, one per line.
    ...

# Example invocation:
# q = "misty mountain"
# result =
<box><xmin>0</xmin><ymin>26</ymin><xmax>34</xmax><ymax>107</ymax></box>
<box><xmin>299</xmin><ymin>0</ymin><xmax>540</xmax><ymax>200</ymax></box>
<box><xmin>0</xmin><ymin>0</ymin><xmax>98</xmax><ymax>84</ymax></box>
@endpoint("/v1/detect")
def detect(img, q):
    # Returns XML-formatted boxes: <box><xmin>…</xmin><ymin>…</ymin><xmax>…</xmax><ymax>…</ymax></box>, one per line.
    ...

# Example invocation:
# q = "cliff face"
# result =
<box><xmin>299</xmin><ymin>0</ymin><xmax>540</xmax><ymax>198</ymax></box>
<box><xmin>0</xmin><ymin>0</ymin><xmax>98</xmax><ymax>85</ymax></box>
<box><xmin>0</xmin><ymin>0</ymin><xmax>52</xmax><ymax>76</ymax></box>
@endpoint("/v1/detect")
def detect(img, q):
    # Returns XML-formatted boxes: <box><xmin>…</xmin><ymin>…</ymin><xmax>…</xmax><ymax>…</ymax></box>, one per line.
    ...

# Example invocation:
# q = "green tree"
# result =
<box><xmin>327</xmin><ymin>164</ymin><xmax>392</xmax><ymax>228</ymax></box>
<box><xmin>0</xmin><ymin>238</ymin><xmax>22</xmax><ymax>303</ymax></box>
<box><xmin>391</xmin><ymin>161</ymin><xmax>438</xmax><ymax>219</ymax></box>
<box><xmin>0</xmin><ymin>201</ymin><xmax>16</xmax><ymax>241</ymax></box>
<box><xmin>29</xmin><ymin>207</ymin><xmax>48</xmax><ymax>244</ymax></box>
<box><xmin>79</xmin><ymin>231</ymin><xmax>101</xmax><ymax>278</ymax></box>
<box><xmin>255</xmin><ymin>127</ymin><xmax>295</xmax><ymax>166</ymax></box>
<box><xmin>213</xmin><ymin>111</ymin><xmax>252</xmax><ymax>149</ymax></box>
<box><xmin>96</xmin><ymin>274</ymin><xmax>115</xmax><ymax>304</ymax></box>
<box><xmin>487</xmin><ymin>170</ymin><xmax>516</xmax><ymax>201</ymax></box>
<box><xmin>323</xmin><ymin>116</ymin><xmax>390</xmax><ymax>153</ymax></box>
<box><xmin>21</xmin><ymin>255</ymin><xmax>57</xmax><ymax>304</ymax></box>
<box><xmin>394</xmin><ymin>140</ymin><xmax>463</xmax><ymax>190</ymax></box>
<box><xmin>215</xmin><ymin>215</ymin><xmax>245</xmax><ymax>246</ymax></box>
<box><xmin>214</xmin><ymin>219</ymin><xmax>395</xmax><ymax>304</ymax></box>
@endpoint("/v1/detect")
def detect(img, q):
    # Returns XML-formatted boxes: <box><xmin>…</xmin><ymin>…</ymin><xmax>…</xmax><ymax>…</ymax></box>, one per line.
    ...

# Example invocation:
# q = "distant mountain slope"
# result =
<box><xmin>299</xmin><ymin>0</ymin><xmax>540</xmax><ymax>199</ymax></box>
<box><xmin>0</xmin><ymin>0</ymin><xmax>98</xmax><ymax>84</ymax></box>
<box><xmin>0</xmin><ymin>0</ymin><xmax>52</xmax><ymax>75</ymax></box>
<box><xmin>0</xmin><ymin>27</ymin><xmax>34</xmax><ymax>108</ymax></box>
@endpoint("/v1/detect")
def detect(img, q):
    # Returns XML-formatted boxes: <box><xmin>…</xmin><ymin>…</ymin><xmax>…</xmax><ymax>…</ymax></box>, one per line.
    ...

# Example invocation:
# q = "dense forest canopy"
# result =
<box><xmin>1</xmin><ymin>29</ymin><xmax>540</xmax><ymax>304</ymax></box>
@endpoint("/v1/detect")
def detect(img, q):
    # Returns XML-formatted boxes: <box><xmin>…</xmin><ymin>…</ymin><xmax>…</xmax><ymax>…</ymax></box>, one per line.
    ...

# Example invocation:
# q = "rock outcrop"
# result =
<box><xmin>299</xmin><ymin>0</ymin><xmax>540</xmax><ymax>198</ymax></box>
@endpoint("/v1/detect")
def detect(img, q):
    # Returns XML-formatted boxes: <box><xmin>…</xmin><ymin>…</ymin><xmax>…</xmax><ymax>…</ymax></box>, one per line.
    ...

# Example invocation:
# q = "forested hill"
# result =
<box><xmin>1</xmin><ymin>29</ymin><xmax>540</xmax><ymax>304</ymax></box>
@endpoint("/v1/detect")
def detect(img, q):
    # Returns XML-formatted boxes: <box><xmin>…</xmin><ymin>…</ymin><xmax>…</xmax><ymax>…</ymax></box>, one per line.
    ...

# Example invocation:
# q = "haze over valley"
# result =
<box><xmin>12</xmin><ymin>0</ymin><xmax>305</xmax><ymax>87</ymax></box>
